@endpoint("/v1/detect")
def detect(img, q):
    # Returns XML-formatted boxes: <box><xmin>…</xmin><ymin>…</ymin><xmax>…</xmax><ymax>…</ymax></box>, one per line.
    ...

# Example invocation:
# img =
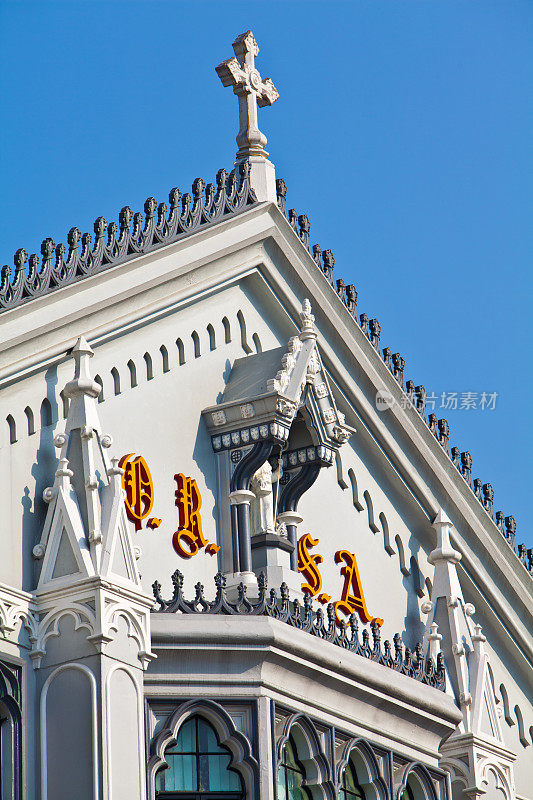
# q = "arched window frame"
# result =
<box><xmin>94</xmin><ymin>374</ymin><xmax>104</xmax><ymax>403</ymax></box>
<box><xmin>395</xmin><ymin>536</ymin><xmax>411</xmax><ymax>577</ymax></box>
<box><xmin>60</xmin><ymin>389</ymin><xmax>69</xmax><ymax>418</ymax></box>
<box><xmin>160</xmin><ymin>345</ymin><xmax>170</xmax><ymax>374</ymax></box>
<box><xmin>111</xmin><ymin>367</ymin><xmax>121</xmax><ymax>395</ymax></box>
<box><xmin>147</xmin><ymin>700</ymin><xmax>258</xmax><ymax>800</ymax></box>
<box><xmin>347</xmin><ymin>469</ymin><xmax>364</xmax><ymax>512</ymax></box>
<box><xmin>335</xmin><ymin>452</ymin><xmax>348</xmax><ymax>490</ymax></box>
<box><xmin>276</xmin><ymin>714</ymin><xmax>334</xmax><ymax>800</ymax></box>
<box><xmin>207</xmin><ymin>324</ymin><xmax>216</xmax><ymax>352</ymax></box>
<box><xmin>192</xmin><ymin>331</ymin><xmax>201</xmax><ymax>359</ymax></box>
<box><xmin>252</xmin><ymin>333</ymin><xmax>262</xmax><ymax>353</ymax></box>
<box><xmin>396</xmin><ymin>763</ymin><xmax>439</xmax><ymax>800</ymax></box>
<box><xmin>336</xmin><ymin>739</ymin><xmax>388</xmax><ymax>800</ymax></box>
<box><xmin>339</xmin><ymin>760</ymin><xmax>365</xmax><ymax>800</ymax></box>
<box><xmin>237</xmin><ymin>311</ymin><xmax>252</xmax><ymax>354</ymax></box>
<box><xmin>363</xmin><ymin>491</ymin><xmax>379</xmax><ymax>533</ymax></box>
<box><xmin>378</xmin><ymin>513</ymin><xmax>395</xmax><ymax>556</ymax></box>
<box><xmin>176</xmin><ymin>339</ymin><xmax>186</xmax><ymax>366</ymax></box>
<box><xmin>0</xmin><ymin>658</ymin><xmax>23</xmax><ymax>800</ymax></box>
<box><xmin>6</xmin><ymin>415</ymin><xmax>17</xmax><ymax>444</ymax></box>
<box><xmin>222</xmin><ymin>317</ymin><xmax>231</xmax><ymax>344</ymax></box>
<box><xmin>278</xmin><ymin>734</ymin><xmax>312</xmax><ymax>800</ymax></box>
<box><xmin>127</xmin><ymin>359</ymin><xmax>138</xmax><ymax>388</ymax></box>
<box><xmin>40</xmin><ymin>398</ymin><xmax>53</xmax><ymax>428</ymax></box>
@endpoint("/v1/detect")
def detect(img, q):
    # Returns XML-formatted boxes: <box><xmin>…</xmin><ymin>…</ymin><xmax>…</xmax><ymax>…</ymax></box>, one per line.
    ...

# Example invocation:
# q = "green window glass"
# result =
<box><xmin>155</xmin><ymin>716</ymin><xmax>244</xmax><ymax>799</ymax></box>
<box><xmin>401</xmin><ymin>785</ymin><xmax>415</xmax><ymax>800</ymax></box>
<box><xmin>277</xmin><ymin>736</ymin><xmax>310</xmax><ymax>800</ymax></box>
<box><xmin>339</xmin><ymin>761</ymin><xmax>365</xmax><ymax>800</ymax></box>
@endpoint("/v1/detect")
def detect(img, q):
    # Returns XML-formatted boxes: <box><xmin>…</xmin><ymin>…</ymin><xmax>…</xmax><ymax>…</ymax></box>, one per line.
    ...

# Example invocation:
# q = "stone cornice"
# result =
<box><xmin>152</xmin><ymin>569</ymin><xmax>445</xmax><ymax>691</ymax></box>
<box><xmin>440</xmin><ymin>732</ymin><xmax>517</xmax><ymax>762</ymax></box>
<box><xmin>149</xmin><ymin>613</ymin><xmax>462</xmax><ymax>764</ymax></box>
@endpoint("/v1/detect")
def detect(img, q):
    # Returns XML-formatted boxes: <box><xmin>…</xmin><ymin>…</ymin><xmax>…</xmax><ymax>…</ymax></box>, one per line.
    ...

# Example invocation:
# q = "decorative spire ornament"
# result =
<box><xmin>216</xmin><ymin>31</ymin><xmax>279</xmax><ymax>202</ymax></box>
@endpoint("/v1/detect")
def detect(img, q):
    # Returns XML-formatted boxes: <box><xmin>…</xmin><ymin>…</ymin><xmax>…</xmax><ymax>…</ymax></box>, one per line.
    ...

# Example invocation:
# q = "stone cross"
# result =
<box><xmin>216</xmin><ymin>30</ymin><xmax>279</xmax><ymax>159</ymax></box>
<box><xmin>216</xmin><ymin>31</ymin><xmax>279</xmax><ymax>202</ymax></box>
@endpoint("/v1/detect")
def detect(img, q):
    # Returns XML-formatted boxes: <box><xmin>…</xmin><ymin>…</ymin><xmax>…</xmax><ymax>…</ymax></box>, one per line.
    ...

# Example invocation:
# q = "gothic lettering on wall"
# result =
<box><xmin>334</xmin><ymin>550</ymin><xmax>384</xmax><ymax>627</ymax></box>
<box><xmin>119</xmin><ymin>453</ymin><xmax>161</xmax><ymax>530</ymax></box>
<box><xmin>297</xmin><ymin>534</ymin><xmax>331</xmax><ymax>605</ymax></box>
<box><xmin>172</xmin><ymin>474</ymin><xmax>220</xmax><ymax>559</ymax></box>
<box><xmin>297</xmin><ymin>537</ymin><xmax>383</xmax><ymax>622</ymax></box>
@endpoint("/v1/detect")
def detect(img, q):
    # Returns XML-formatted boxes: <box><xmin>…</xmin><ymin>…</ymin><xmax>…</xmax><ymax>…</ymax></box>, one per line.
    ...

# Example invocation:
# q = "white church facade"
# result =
<box><xmin>0</xmin><ymin>30</ymin><xmax>531</xmax><ymax>800</ymax></box>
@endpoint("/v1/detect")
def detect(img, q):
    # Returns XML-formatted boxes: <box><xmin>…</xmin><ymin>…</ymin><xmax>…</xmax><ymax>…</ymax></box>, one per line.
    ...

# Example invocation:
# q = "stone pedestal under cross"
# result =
<box><xmin>216</xmin><ymin>30</ymin><xmax>279</xmax><ymax>202</ymax></box>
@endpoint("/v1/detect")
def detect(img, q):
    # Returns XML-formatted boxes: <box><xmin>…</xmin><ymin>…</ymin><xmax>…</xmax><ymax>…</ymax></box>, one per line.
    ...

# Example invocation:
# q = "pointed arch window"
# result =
<box><xmin>40</xmin><ymin>398</ymin><xmax>53</xmax><ymax>428</ymax></box>
<box><xmin>24</xmin><ymin>407</ymin><xmax>35</xmax><ymax>436</ymax></box>
<box><xmin>0</xmin><ymin>659</ymin><xmax>22</xmax><ymax>800</ymax></box>
<box><xmin>277</xmin><ymin>735</ymin><xmax>310</xmax><ymax>800</ymax></box>
<box><xmin>340</xmin><ymin>761</ymin><xmax>365</xmax><ymax>800</ymax></box>
<box><xmin>155</xmin><ymin>716</ymin><xmax>244</xmax><ymax>799</ymax></box>
<box><xmin>6</xmin><ymin>415</ymin><xmax>16</xmax><ymax>444</ymax></box>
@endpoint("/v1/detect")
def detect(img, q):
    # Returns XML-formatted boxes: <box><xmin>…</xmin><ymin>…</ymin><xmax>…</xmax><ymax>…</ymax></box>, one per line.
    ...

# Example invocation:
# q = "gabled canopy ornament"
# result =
<box><xmin>202</xmin><ymin>300</ymin><xmax>350</xmax><ymax>582</ymax></box>
<box><xmin>203</xmin><ymin>299</ymin><xmax>350</xmax><ymax>455</ymax></box>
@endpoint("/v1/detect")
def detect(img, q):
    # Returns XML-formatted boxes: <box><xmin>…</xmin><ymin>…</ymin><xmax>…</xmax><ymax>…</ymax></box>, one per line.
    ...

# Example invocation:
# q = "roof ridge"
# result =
<box><xmin>274</xmin><ymin>177</ymin><xmax>532</xmax><ymax>581</ymax></box>
<box><xmin>0</xmin><ymin>162</ymin><xmax>257</xmax><ymax>313</ymax></box>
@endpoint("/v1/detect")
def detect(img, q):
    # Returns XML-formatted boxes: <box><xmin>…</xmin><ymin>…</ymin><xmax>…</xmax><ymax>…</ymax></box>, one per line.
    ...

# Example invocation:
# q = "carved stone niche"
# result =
<box><xmin>201</xmin><ymin>300</ymin><xmax>350</xmax><ymax>595</ymax></box>
<box><xmin>251</xmin><ymin>409</ymin><xmax>336</xmax><ymax>595</ymax></box>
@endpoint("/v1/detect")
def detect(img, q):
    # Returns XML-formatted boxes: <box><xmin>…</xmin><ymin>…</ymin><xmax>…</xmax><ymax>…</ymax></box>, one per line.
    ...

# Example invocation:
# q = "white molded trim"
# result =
<box><xmin>105</xmin><ymin>664</ymin><xmax>145</xmax><ymax>800</ymax></box>
<box><xmin>40</xmin><ymin>662</ymin><xmax>99</xmax><ymax>800</ymax></box>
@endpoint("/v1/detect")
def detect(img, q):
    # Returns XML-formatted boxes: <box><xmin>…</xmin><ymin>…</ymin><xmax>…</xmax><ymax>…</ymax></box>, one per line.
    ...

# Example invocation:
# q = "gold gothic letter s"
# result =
<box><xmin>297</xmin><ymin>533</ymin><xmax>331</xmax><ymax>605</ymax></box>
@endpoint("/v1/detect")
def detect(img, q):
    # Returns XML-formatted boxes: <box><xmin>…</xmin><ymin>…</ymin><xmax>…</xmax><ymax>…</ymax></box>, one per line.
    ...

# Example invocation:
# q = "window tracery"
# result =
<box><xmin>155</xmin><ymin>716</ymin><xmax>244</xmax><ymax>799</ymax></box>
<box><xmin>277</xmin><ymin>735</ymin><xmax>311</xmax><ymax>800</ymax></box>
<box><xmin>339</xmin><ymin>761</ymin><xmax>366</xmax><ymax>800</ymax></box>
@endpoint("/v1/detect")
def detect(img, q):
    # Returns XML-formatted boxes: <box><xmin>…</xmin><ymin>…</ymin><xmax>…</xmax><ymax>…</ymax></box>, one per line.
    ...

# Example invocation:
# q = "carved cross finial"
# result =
<box><xmin>216</xmin><ymin>31</ymin><xmax>279</xmax><ymax>162</ymax></box>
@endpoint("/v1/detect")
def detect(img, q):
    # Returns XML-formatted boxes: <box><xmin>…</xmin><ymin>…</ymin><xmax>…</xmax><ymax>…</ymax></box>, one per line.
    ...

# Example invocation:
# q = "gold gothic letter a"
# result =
<box><xmin>334</xmin><ymin>549</ymin><xmax>384</xmax><ymax>627</ymax></box>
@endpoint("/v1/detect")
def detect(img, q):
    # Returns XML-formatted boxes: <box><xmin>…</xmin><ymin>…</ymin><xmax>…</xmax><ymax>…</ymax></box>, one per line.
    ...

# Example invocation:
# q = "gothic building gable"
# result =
<box><xmin>0</xmin><ymin>27</ymin><xmax>530</xmax><ymax>800</ymax></box>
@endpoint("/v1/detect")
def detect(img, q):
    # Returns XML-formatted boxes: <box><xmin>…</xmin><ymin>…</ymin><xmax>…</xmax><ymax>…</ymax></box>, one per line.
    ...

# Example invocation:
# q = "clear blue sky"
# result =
<box><xmin>1</xmin><ymin>1</ymin><xmax>531</xmax><ymax>549</ymax></box>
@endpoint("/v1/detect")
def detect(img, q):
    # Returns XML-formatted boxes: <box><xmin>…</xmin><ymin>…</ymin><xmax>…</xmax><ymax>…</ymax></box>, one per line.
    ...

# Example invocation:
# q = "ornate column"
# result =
<box><xmin>277</xmin><ymin>450</ymin><xmax>330</xmax><ymax>571</ymax></box>
<box><xmin>230</xmin><ymin>441</ymin><xmax>274</xmax><ymax>575</ymax></box>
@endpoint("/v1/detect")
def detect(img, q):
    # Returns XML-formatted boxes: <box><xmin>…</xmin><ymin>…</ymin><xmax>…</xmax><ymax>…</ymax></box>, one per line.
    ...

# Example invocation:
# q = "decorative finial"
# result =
<box><xmin>504</xmin><ymin>515</ymin><xmax>516</xmax><ymax>547</ymax></box>
<box><xmin>461</xmin><ymin>451</ymin><xmax>473</xmax><ymax>486</ymax></box>
<box><xmin>429</xmin><ymin>509</ymin><xmax>461</xmax><ymax>566</ymax></box>
<box><xmin>63</xmin><ymin>335</ymin><xmax>102</xmax><ymax>436</ymax></box>
<box><xmin>299</xmin><ymin>299</ymin><xmax>317</xmax><ymax>341</ymax></box>
<box><xmin>64</xmin><ymin>336</ymin><xmax>100</xmax><ymax>401</ymax></box>
<box><xmin>216</xmin><ymin>31</ymin><xmax>279</xmax><ymax>202</ymax></box>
